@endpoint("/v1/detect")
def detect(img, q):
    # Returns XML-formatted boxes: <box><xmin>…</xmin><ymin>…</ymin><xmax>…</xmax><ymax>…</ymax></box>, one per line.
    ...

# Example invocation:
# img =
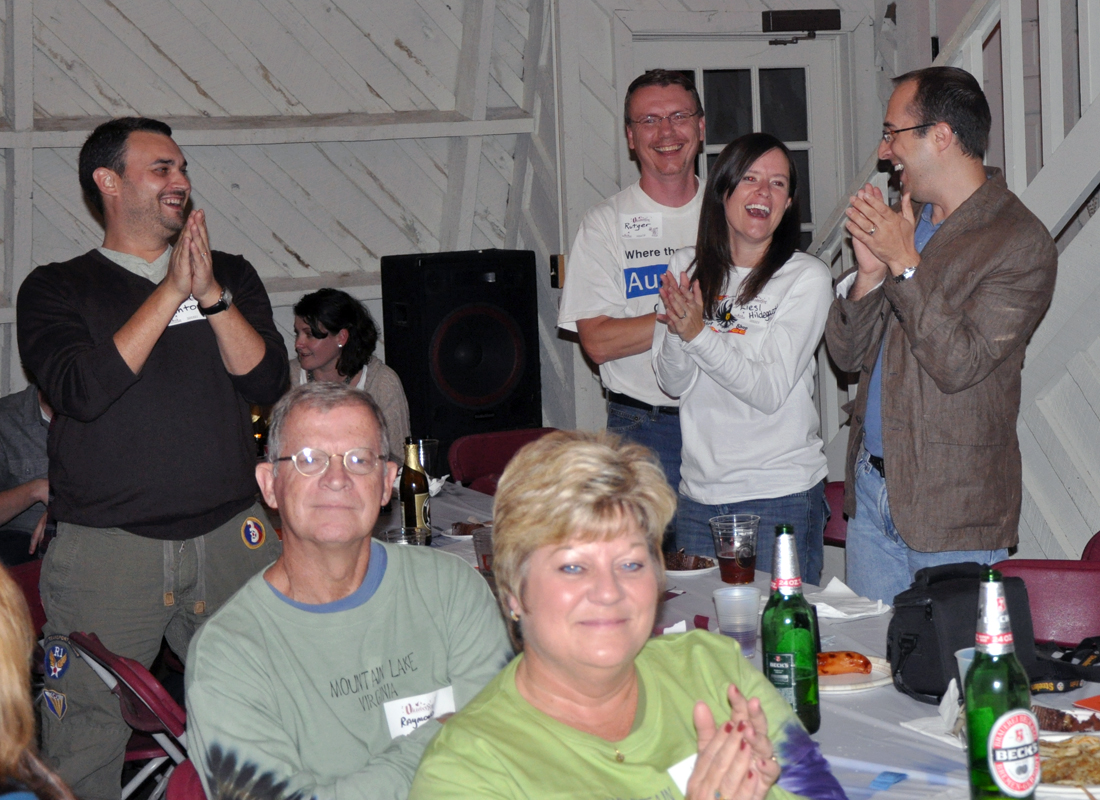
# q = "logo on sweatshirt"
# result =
<box><xmin>241</xmin><ymin>517</ymin><xmax>266</xmax><ymax>549</ymax></box>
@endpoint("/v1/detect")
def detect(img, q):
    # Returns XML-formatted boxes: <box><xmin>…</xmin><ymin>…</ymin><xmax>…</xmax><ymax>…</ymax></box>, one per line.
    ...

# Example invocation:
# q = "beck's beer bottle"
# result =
<box><xmin>761</xmin><ymin>524</ymin><xmax>820</xmax><ymax>733</ymax></box>
<box><xmin>964</xmin><ymin>568</ymin><xmax>1039</xmax><ymax>799</ymax></box>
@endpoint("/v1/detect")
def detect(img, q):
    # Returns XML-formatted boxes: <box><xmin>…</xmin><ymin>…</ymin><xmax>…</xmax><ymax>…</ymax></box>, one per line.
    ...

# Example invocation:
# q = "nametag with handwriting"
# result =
<box><xmin>168</xmin><ymin>297</ymin><xmax>204</xmax><ymax>327</ymax></box>
<box><xmin>621</xmin><ymin>213</ymin><xmax>662</xmax><ymax>239</ymax></box>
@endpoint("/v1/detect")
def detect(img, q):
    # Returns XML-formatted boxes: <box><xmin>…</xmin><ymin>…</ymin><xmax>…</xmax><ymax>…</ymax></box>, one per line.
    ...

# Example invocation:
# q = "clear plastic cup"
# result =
<box><xmin>955</xmin><ymin>646</ymin><xmax>975</xmax><ymax>685</ymax></box>
<box><xmin>472</xmin><ymin>528</ymin><xmax>494</xmax><ymax>574</ymax></box>
<box><xmin>713</xmin><ymin>585</ymin><xmax>761</xmax><ymax>658</ymax></box>
<box><xmin>384</xmin><ymin>528</ymin><xmax>431</xmax><ymax>546</ymax></box>
<box><xmin>709</xmin><ymin>514</ymin><xmax>759</xmax><ymax>584</ymax></box>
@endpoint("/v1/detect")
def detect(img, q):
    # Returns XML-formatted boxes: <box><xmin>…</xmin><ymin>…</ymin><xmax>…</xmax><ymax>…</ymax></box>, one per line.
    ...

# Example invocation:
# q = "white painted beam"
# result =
<box><xmin>1081</xmin><ymin>0</ymin><xmax>1100</xmax><ymax>106</ymax></box>
<box><xmin>19</xmin><ymin>109</ymin><xmax>533</xmax><ymax>148</ymax></box>
<box><xmin>441</xmin><ymin>0</ymin><xmax>496</xmax><ymax>251</ymax></box>
<box><xmin>1038</xmin><ymin>0</ymin><xmax>1065</xmax><ymax>159</ymax></box>
<box><xmin>1000</xmin><ymin>0</ymin><xmax>1028</xmax><ymax>192</ymax></box>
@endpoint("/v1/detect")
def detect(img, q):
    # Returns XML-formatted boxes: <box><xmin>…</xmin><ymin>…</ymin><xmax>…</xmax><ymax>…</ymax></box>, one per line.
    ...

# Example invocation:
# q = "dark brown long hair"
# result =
<box><xmin>692</xmin><ymin>133</ymin><xmax>801</xmax><ymax>317</ymax></box>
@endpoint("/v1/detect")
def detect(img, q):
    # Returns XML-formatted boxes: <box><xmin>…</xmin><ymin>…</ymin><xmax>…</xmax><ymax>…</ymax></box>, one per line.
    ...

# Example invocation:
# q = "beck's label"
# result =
<box><xmin>765</xmin><ymin>653</ymin><xmax>796</xmax><ymax>705</ymax></box>
<box><xmin>987</xmin><ymin>709</ymin><xmax>1040</xmax><ymax>797</ymax></box>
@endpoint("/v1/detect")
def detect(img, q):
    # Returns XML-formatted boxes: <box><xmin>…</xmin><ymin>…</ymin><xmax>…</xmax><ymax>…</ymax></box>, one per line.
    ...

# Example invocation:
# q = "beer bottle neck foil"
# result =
<box><xmin>770</xmin><ymin>530</ymin><xmax>803</xmax><ymax>596</ymax></box>
<box><xmin>403</xmin><ymin>440</ymin><xmax>423</xmax><ymax>472</ymax></box>
<box><xmin>975</xmin><ymin>577</ymin><xmax>1015</xmax><ymax>656</ymax></box>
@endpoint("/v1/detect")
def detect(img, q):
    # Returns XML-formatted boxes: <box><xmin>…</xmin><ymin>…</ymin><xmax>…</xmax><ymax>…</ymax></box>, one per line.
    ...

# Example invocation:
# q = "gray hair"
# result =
<box><xmin>266</xmin><ymin>383</ymin><xmax>391</xmax><ymax>471</ymax></box>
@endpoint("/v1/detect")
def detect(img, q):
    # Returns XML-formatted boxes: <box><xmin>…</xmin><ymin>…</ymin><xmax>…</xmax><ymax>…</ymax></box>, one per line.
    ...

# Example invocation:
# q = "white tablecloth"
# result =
<box><xmin>397</xmin><ymin>483</ymin><xmax>1100</xmax><ymax>800</ymax></box>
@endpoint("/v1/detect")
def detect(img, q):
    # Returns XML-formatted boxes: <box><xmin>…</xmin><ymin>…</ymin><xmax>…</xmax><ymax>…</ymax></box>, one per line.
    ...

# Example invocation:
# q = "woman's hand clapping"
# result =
<box><xmin>686</xmin><ymin>684</ymin><xmax>780</xmax><ymax>800</ymax></box>
<box><xmin>658</xmin><ymin>271</ymin><xmax>705</xmax><ymax>342</ymax></box>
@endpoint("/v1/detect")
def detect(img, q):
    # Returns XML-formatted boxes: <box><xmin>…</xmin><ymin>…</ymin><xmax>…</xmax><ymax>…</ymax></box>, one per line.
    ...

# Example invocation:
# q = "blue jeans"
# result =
<box><xmin>606</xmin><ymin>401</ymin><xmax>682</xmax><ymax>544</ymax></box>
<box><xmin>846</xmin><ymin>449</ymin><xmax>1008</xmax><ymax>604</ymax></box>
<box><xmin>675</xmin><ymin>481</ymin><xmax>826</xmax><ymax>586</ymax></box>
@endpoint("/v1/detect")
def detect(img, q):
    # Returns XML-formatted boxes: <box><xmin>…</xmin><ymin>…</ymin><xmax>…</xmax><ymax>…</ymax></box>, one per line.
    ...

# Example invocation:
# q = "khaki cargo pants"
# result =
<box><xmin>38</xmin><ymin>503</ymin><xmax>281</xmax><ymax>800</ymax></box>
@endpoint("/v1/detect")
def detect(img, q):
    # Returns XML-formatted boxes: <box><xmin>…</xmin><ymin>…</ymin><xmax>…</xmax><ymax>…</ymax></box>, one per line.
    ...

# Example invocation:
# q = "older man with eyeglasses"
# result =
<box><xmin>185</xmin><ymin>382</ymin><xmax>510</xmax><ymax>800</ymax></box>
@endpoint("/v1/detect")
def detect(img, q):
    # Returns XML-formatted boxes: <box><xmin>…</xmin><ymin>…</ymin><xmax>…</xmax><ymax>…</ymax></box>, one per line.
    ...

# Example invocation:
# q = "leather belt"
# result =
<box><xmin>867</xmin><ymin>454</ymin><xmax>886</xmax><ymax>478</ymax></box>
<box><xmin>607</xmin><ymin>391</ymin><xmax>679</xmax><ymax>416</ymax></box>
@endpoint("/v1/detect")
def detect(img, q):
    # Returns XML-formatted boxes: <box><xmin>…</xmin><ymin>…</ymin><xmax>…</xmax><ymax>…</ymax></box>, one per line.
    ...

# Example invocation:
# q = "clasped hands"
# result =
<box><xmin>165</xmin><ymin>209</ymin><xmax>222</xmax><ymax>309</ymax></box>
<box><xmin>687</xmin><ymin>684</ymin><xmax>780</xmax><ymax>800</ymax></box>
<box><xmin>658</xmin><ymin>271</ymin><xmax>705</xmax><ymax>342</ymax></box>
<box><xmin>844</xmin><ymin>184</ymin><xmax>921</xmax><ymax>284</ymax></box>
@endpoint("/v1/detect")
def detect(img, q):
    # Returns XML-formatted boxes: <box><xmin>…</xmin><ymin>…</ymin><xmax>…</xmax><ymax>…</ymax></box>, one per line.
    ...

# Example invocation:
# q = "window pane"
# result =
<box><xmin>703</xmin><ymin>69</ymin><xmax>752</xmax><ymax>144</ymax></box>
<box><xmin>760</xmin><ymin>68</ymin><xmax>807</xmax><ymax>142</ymax></box>
<box><xmin>788</xmin><ymin>149</ymin><xmax>812</xmax><ymax>224</ymax></box>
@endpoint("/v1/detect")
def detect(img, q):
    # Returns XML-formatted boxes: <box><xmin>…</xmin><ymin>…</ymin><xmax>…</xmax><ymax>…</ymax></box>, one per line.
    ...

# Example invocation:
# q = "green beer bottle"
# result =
<box><xmin>965</xmin><ymin>568</ymin><xmax>1039</xmax><ymax>799</ymax></box>
<box><xmin>761</xmin><ymin>524</ymin><xmax>820</xmax><ymax>733</ymax></box>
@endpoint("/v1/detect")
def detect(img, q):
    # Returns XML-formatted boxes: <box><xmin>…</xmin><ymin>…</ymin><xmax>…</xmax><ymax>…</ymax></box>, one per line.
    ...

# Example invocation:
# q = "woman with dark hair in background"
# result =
<box><xmin>291</xmin><ymin>288</ymin><xmax>410</xmax><ymax>462</ymax></box>
<box><xmin>653</xmin><ymin>133</ymin><xmax>832</xmax><ymax>583</ymax></box>
<box><xmin>0</xmin><ymin>565</ymin><xmax>75</xmax><ymax>800</ymax></box>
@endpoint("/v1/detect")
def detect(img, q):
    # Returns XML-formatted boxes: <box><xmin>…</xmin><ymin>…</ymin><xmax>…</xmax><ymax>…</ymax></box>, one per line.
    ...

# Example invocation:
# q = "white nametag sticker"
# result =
<box><xmin>621</xmin><ymin>212</ymin><xmax>662</xmax><ymax>239</ymax></box>
<box><xmin>667</xmin><ymin>753</ymin><xmax>696</xmax><ymax>794</ymax></box>
<box><xmin>168</xmin><ymin>297</ymin><xmax>204</xmax><ymax>327</ymax></box>
<box><xmin>382</xmin><ymin>685</ymin><xmax>455</xmax><ymax>739</ymax></box>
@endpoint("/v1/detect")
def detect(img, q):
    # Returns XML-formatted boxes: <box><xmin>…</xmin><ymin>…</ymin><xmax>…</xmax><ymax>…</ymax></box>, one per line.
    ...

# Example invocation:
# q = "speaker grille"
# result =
<box><xmin>430</xmin><ymin>303</ymin><xmax>525</xmax><ymax>408</ymax></box>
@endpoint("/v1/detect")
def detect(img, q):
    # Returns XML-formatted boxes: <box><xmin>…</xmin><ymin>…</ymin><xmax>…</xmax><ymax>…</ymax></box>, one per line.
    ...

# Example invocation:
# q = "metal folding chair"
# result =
<box><xmin>67</xmin><ymin>632</ymin><xmax>188</xmax><ymax>800</ymax></box>
<box><xmin>165</xmin><ymin>759</ymin><xmax>204</xmax><ymax>800</ymax></box>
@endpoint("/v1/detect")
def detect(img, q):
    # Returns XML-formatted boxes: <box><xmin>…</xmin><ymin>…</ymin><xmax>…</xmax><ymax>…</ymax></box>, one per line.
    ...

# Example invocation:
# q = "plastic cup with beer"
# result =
<box><xmin>709</xmin><ymin>514</ymin><xmax>759</xmax><ymax>584</ymax></box>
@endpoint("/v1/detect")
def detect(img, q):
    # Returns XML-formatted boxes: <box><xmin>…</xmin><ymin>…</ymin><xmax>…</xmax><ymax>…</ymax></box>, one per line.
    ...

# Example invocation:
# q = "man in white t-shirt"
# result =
<box><xmin>557</xmin><ymin>70</ymin><xmax>704</xmax><ymax>533</ymax></box>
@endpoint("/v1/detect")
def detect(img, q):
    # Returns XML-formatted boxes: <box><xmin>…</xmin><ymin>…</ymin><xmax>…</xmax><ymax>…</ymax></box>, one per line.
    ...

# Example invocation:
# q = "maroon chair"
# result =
<box><xmin>165</xmin><ymin>760</ymin><xmax>204</xmax><ymax>800</ymax></box>
<box><xmin>448</xmin><ymin>428</ymin><xmax>558</xmax><ymax>496</ymax></box>
<box><xmin>992</xmin><ymin>560</ymin><xmax>1100</xmax><ymax>646</ymax></box>
<box><xmin>68</xmin><ymin>632</ymin><xmax>188</xmax><ymax>800</ymax></box>
<box><xmin>1081</xmin><ymin>530</ymin><xmax>1100</xmax><ymax>561</ymax></box>
<box><xmin>822</xmin><ymin>481</ymin><xmax>847</xmax><ymax>547</ymax></box>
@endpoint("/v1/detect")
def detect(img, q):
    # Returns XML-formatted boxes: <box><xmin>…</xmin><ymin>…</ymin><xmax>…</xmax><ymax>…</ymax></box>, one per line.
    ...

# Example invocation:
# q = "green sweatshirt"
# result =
<box><xmin>186</xmin><ymin>542</ymin><xmax>511</xmax><ymax>800</ymax></box>
<box><xmin>410</xmin><ymin>630</ymin><xmax>845</xmax><ymax>800</ymax></box>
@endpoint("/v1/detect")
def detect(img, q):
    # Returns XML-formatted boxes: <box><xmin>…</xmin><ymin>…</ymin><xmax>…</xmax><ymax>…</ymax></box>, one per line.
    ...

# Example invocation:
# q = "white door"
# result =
<box><xmin>632</xmin><ymin>37</ymin><xmax>841</xmax><ymax>251</ymax></box>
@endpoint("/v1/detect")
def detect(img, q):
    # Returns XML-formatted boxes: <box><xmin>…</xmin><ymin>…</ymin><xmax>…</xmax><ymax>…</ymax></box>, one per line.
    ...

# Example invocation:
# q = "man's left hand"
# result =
<box><xmin>187</xmin><ymin>209</ymin><xmax>222</xmax><ymax>307</ymax></box>
<box><xmin>845</xmin><ymin>184</ymin><xmax>921</xmax><ymax>278</ymax></box>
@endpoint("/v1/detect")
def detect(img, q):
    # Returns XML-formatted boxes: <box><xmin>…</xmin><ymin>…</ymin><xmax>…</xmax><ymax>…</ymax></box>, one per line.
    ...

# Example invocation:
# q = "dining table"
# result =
<box><xmin>386</xmin><ymin>480</ymin><xmax>1100</xmax><ymax>800</ymax></box>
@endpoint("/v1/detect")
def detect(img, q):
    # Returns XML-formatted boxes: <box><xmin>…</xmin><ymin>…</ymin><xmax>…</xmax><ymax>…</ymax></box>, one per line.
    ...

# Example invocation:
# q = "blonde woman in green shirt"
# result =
<box><xmin>410</xmin><ymin>431</ymin><xmax>845</xmax><ymax>800</ymax></box>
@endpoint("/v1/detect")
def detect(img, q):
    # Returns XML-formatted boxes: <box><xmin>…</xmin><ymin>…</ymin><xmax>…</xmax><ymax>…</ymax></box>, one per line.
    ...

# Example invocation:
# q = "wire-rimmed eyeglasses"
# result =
<box><xmin>277</xmin><ymin>447</ymin><xmax>385</xmax><ymax>477</ymax></box>
<box><xmin>881</xmin><ymin>123</ymin><xmax>935</xmax><ymax>144</ymax></box>
<box><xmin>629</xmin><ymin>110</ymin><xmax>701</xmax><ymax>128</ymax></box>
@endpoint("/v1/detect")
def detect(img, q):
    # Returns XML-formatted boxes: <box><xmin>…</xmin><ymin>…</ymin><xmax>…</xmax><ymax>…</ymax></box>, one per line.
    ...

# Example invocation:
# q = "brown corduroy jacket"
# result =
<box><xmin>825</xmin><ymin>169</ymin><xmax>1057</xmax><ymax>553</ymax></box>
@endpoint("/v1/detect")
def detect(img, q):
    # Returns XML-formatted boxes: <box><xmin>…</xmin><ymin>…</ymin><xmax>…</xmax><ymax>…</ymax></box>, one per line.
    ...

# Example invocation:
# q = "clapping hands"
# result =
<box><xmin>687</xmin><ymin>684</ymin><xmax>781</xmax><ymax>800</ymax></box>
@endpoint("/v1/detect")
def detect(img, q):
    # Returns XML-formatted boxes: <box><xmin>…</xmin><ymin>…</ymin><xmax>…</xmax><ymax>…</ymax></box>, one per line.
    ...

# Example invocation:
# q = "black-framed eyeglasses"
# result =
<box><xmin>881</xmin><ymin>123</ymin><xmax>935</xmax><ymax>144</ymax></box>
<box><xmin>277</xmin><ymin>447</ymin><xmax>385</xmax><ymax>477</ymax></box>
<box><xmin>629</xmin><ymin>110</ymin><xmax>700</xmax><ymax>128</ymax></box>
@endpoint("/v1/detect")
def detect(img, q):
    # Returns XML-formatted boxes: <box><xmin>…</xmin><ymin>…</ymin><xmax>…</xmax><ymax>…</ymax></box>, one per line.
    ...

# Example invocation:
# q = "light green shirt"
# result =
<box><xmin>411</xmin><ymin>630</ymin><xmax>841</xmax><ymax>800</ymax></box>
<box><xmin>186</xmin><ymin>543</ymin><xmax>511</xmax><ymax>800</ymax></box>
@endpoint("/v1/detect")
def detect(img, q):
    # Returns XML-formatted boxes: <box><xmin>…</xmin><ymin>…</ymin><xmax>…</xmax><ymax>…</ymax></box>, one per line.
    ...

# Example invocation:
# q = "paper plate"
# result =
<box><xmin>666</xmin><ymin>565</ymin><xmax>719</xmax><ymax>578</ymax></box>
<box><xmin>818</xmin><ymin>656</ymin><xmax>892</xmax><ymax>693</ymax></box>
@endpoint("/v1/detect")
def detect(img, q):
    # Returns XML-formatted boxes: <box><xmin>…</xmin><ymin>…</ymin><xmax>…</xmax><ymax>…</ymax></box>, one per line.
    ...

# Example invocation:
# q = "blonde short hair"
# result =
<box><xmin>492</xmin><ymin>430</ymin><xmax>676</xmax><ymax>624</ymax></box>
<box><xmin>0</xmin><ymin>564</ymin><xmax>36</xmax><ymax>780</ymax></box>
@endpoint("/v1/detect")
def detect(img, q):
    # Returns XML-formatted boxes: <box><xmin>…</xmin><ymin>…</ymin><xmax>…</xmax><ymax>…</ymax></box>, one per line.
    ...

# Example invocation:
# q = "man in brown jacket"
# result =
<box><xmin>825</xmin><ymin>67</ymin><xmax>1057</xmax><ymax>603</ymax></box>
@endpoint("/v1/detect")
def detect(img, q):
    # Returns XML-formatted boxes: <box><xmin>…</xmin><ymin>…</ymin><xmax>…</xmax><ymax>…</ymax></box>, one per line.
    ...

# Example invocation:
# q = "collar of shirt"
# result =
<box><xmin>97</xmin><ymin>245</ymin><xmax>173</xmax><ymax>283</ymax></box>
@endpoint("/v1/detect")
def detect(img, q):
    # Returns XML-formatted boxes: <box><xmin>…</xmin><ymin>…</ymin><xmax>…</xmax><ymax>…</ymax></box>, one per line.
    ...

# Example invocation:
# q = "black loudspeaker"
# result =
<box><xmin>381</xmin><ymin>249</ymin><xmax>542</xmax><ymax>457</ymax></box>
